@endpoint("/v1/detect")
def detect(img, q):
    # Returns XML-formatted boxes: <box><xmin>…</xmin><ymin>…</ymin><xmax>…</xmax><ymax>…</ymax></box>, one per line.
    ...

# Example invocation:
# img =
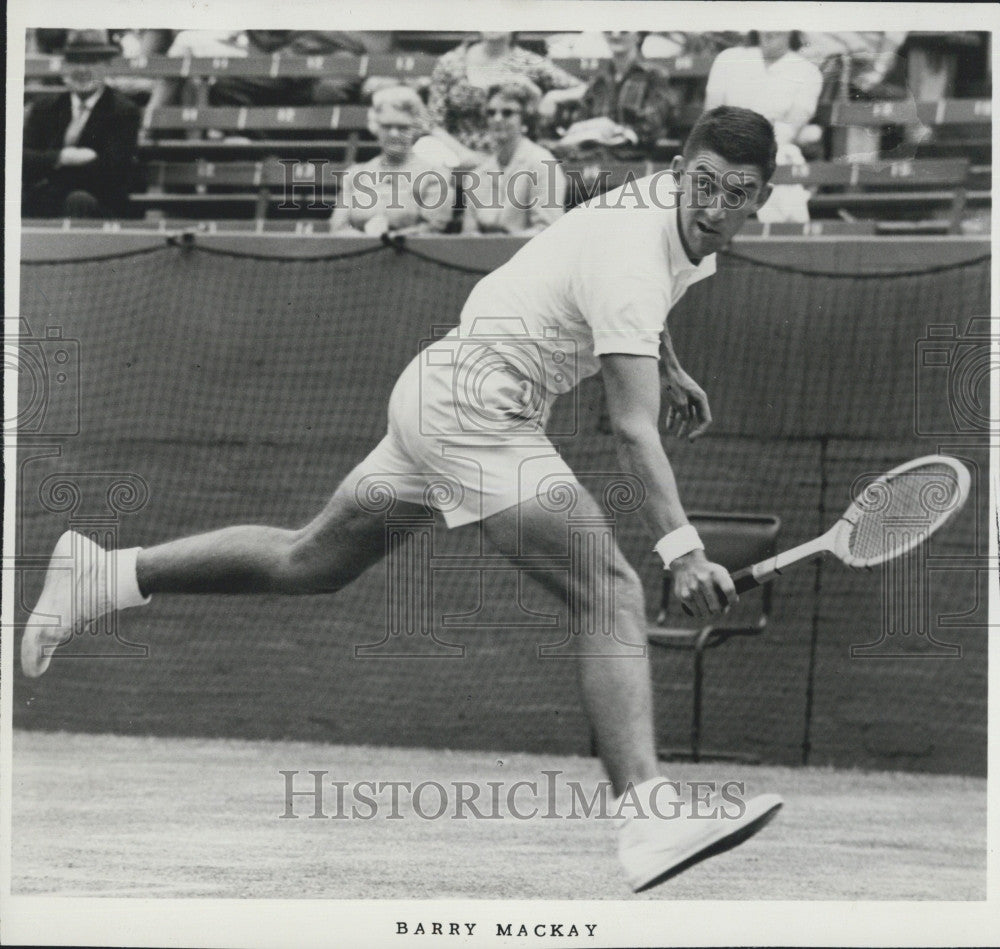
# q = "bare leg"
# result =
<box><xmin>136</xmin><ymin>476</ymin><xmax>428</xmax><ymax>596</ymax></box>
<box><xmin>480</xmin><ymin>493</ymin><xmax>659</xmax><ymax>798</ymax></box>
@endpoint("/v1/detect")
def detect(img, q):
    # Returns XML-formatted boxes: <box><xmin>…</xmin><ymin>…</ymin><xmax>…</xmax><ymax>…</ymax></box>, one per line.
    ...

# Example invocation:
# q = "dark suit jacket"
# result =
<box><xmin>23</xmin><ymin>85</ymin><xmax>142</xmax><ymax>216</ymax></box>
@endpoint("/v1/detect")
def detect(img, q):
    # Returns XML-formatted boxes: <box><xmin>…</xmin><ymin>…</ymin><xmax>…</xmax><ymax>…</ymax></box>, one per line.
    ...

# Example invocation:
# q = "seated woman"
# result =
<box><xmin>427</xmin><ymin>32</ymin><xmax>585</xmax><ymax>168</ymax></box>
<box><xmin>330</xmin><ymin>85</ymin><xmax>453</xmax><ymax>236</ymax></box>
<box><xmin>462</xmin><ymin>82</ymin><xmax>566</xmax><ymax>237</ymax></box>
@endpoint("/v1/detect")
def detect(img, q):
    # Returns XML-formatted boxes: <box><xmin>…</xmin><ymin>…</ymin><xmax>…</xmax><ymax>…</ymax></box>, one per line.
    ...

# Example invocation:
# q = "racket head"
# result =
<box><xmin>830</xmin><ymin>455</ymin><xmax>971</xmax><ymax>569</ymax></box>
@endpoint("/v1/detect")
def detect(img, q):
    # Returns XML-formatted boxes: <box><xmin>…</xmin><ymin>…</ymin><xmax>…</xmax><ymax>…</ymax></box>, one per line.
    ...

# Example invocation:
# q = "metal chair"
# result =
<box><xmin>651</xmin><ymin>512</ymin><xmax>781</xmax><ymax>764</ymax></box>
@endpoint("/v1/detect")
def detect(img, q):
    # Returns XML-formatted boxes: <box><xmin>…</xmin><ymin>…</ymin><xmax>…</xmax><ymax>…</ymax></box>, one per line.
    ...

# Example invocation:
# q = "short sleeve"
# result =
<box><xmin>575</xmin><ymin>225</ymin><xmax>672</xmax><ymax>358</ymax></box>
<box><xmin>588</xmin><ymin>283</ymin><xmax>669</xmax><ymax>357</ymax></box>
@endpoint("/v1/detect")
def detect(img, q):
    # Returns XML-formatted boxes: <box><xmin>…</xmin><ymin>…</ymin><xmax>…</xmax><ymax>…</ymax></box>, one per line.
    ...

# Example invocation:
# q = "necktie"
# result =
<box><xmin>63</xmin><ymin>96</ymin><xmax>93</xmax><ymax>147</ymax></box>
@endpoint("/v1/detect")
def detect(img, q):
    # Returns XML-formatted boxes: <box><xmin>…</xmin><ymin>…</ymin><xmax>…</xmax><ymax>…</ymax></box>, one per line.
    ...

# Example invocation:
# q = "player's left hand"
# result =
<box><xmin>662</xmin><ymin>365</ymin><xmax>712</xmax><ymax>441</ymax></box>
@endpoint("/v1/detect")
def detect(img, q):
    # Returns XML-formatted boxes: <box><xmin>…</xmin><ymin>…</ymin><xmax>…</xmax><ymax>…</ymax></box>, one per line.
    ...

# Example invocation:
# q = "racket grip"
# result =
<box><xmin>731</xmin><ymin>567</ymin><xmax>761</xmax><ymax>594</ymax></box>
<box><xmin>680</xmin><ymin>572</ymin><xmax>754</xmax><ymax>615</ymax></box>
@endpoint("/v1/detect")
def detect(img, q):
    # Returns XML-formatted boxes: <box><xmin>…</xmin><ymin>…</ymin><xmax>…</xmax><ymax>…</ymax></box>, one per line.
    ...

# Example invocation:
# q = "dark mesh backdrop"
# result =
<box><xmin>13</xmin><ymin>240</ymin><xmax>989</xmax><ymax>774</ymax></box>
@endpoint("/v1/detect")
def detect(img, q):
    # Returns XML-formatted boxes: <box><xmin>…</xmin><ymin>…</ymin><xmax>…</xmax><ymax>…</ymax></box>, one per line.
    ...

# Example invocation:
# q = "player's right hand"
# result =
<box><xmin>670</xmin><ymin>550</ymin><xmax>738</xmax><ymax>618</ymax></box>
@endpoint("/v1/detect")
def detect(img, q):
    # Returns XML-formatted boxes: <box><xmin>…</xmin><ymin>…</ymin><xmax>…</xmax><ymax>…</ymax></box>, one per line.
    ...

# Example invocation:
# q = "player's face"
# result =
<box><xmin>672</xmin><ymin>149</ymin><xmax>772</xmax><ymax>258</ymax></box>
<box><xmin>485</xmin><ymin>94</ymin><xmax>524</xmax><ymax>148</ymax></box>
<box><xmin>374</xmin><ymin>106</ymin><xmax>418</xmax><ymax>162</ymax></box>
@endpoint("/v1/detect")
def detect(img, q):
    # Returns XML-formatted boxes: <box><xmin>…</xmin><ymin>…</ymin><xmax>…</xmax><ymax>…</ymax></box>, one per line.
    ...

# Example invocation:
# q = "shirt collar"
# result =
<box><xmin>73</xmin><ymin>87</ymin><xmax>104</xmax><ymax>112</ymax></box>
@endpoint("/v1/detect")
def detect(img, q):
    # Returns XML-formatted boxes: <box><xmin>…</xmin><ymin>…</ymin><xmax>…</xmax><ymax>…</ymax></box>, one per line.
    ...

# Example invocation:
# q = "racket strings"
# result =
<box><xmin>848</xmin><ymin>462</ymin><xmax>962</xmax><ymax>561</ymax></box>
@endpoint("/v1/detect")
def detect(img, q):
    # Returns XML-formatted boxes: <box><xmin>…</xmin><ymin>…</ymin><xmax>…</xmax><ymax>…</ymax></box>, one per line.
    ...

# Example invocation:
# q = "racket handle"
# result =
<box><xmin>731</xmin><ymin>567</ymin><xmax>761</xmax><ymax>594</ymax></box>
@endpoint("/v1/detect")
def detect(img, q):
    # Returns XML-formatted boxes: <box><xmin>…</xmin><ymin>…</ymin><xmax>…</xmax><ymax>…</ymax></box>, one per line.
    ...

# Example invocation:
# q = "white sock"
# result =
<box><xmin>114</xmin><ymin>547</ymin><xmax>152</xmax><ymax>610</ymax></box>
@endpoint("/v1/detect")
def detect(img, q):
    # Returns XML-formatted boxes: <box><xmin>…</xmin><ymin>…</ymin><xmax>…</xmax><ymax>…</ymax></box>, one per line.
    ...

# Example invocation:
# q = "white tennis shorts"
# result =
<box><xmin>347</xmin><ymin>336</ymin><xmax>580</xmax><ymax>528</ymax></box>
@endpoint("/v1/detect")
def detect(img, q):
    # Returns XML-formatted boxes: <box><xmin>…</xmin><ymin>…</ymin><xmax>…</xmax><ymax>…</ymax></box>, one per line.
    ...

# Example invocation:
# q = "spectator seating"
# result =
<box><xmin>136</xmin><ymin>157</ymin><xmax>346</xmax><ymax>219</ymax></box>
<box><xmin>26</xmin><ymin>51</ymin><xmax>990</xmax><ymax>151</ymax></box>
<box><xmin>139</xmin><ymin>103</ymin><xmax>380</xmax><ymax>169</ymax></box>
<box><xmin>25</xmin><ymin>53</ymin><xmax>991</xmax><ymax>120</ymax></box>
<box><xmin>135</xmin><ymin>102</ymin><xmax>370</xmax><ymax>217</ymax></box>
<box><xmin>145</xmin><ymin>105</ymin><xmax>372</xmax><ymax>146</ymax></box>
<box><xmin>816</xmin><ymin>97</ymin><xmax>992</xmax><ymax>127</ymax></box>
<box><xmin>772</xmin><ymin>157</ymin><xmax>982</xmax><ymax>233</ymax></box>
<box><xmin>22</xmin><ymin>47</ymin><xmax>992</xmax><ymax>231</ymax></box>
<box><xmin>28</xmin><ymin>53</ymin><xmax>989</xmax><ymax>120</ymax></box>
<box><xmin>132</xmin><ymin>155</ymin><xmax>986</xmax><ymax>230</ymax></box>
<box><xmin>24</xmin><ymin>51</ymin><xmax>712</xmax><ymax>101</ymax></box>
<box><xmin>25</xmin><ymin>52</ymin><xmax>441</xmax><ymax>87</ymax></box>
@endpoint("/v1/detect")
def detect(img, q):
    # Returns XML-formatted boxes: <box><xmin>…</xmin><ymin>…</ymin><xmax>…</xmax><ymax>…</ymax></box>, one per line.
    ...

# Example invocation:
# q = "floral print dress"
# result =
<box><xmin>427</xmin><ymin>43</ymin><xmax>580</xmax><ymax>154</ymax></box>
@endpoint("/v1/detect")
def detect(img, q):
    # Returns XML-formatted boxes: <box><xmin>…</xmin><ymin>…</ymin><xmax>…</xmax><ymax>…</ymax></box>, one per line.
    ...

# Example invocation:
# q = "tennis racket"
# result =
<box><xmin>730</xmin><ymin>454</ymin><xmax>971</xmax><ymax>594</ymax></box>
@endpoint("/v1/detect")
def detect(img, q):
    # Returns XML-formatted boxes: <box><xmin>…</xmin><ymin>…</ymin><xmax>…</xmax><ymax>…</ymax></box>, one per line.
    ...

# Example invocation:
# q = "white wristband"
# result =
<box><xmin>654</xmin><ymin>525</ymin><xmax>704</xmax><ymax>569</ymax></box>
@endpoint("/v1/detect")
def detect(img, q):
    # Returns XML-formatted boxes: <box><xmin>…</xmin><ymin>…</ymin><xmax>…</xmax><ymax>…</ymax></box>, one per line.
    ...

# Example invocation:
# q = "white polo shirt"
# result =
<box><xmin>455</xmin><ymin>173</ymin><xmax>716</xmax><ymax>396</ymax></box>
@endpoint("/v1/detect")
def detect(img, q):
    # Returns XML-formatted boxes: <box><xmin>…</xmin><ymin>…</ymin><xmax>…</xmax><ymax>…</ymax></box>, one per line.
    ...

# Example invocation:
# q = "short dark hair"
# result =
<box><xmin>683</xmin><ymin>106</ymin><xmax>778</xmax><ymax>182</ymax></box>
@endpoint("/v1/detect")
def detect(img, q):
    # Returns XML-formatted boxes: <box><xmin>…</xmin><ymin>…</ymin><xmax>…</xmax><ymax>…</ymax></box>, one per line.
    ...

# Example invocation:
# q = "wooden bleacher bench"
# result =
<box><xmin>25</xmin><ymin>51</ymin><xmax>714</xmax><ymax>99</ymax></box>
<box><xmin>817</xmin><ymin>97</ymin><xmax>992</xmax><ymax>127</ymax></box>
<box><xmin>27</xmin><ymin>55</ymin><xmax>990</xmax><ymax>118</ymax></box>
<box><xmin>26</xmin><ymin>55</ymin><xmax>990</xmax><ymax>126</ymax></box>
<box><xmin>26</xmin><ymin>52</ymin><xmax>440</xmax><ymax>82</ymax></box>
<box><xmin>551</xmin><ymin>53</ymin><xmax>715</xmax><ymax>81</ymax></box>
<box><xmin>142</xmin><ymin>104</ymin><xmax>377</xmax><ymax>165</ymax></box>
<box><xmin>772</xmin><ymin>157</ymin><xmax>974</xmax><ymax>233</ymax></box>
<box><xmin>145</xmin><ymin>104</ymin><xmax>371</xmax><ymax>134</ymax></box>
<box><xmin>131</xmin><ymin>154</ymin><xmax>980</xmax><ymax>233</ymax></box>
<box><xmin>771</xmin><ymin>156</ymin><xmax>968</xmax><ymax>187</ymax></box>
<box><xmin>741</xmin><ymin>220</ymin><xmax>876</xmax><ymax>236</ymax></box>
<box><xmin>134</xmin><ymin>157</ymin><xmax>348</xmax><ymax>219</ymax></box>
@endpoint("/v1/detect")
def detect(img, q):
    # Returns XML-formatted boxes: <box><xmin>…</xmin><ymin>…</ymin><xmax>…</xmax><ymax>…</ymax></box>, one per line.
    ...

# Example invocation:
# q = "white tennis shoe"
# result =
<box><xmin>618</xmin><ymin>791</ymin><xmax>783</xmax><ymax>892</ymax></box>
<box><xmin>21</xmin><ymin>530</ymin><xmax>149</xmax><ymax>678</ymax></box>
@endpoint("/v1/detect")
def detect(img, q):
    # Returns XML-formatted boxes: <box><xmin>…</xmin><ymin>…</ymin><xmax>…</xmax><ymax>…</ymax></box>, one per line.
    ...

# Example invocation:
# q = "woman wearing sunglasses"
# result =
<box><xmin>461</xmin><ymin>82</ymin><xmax>566</xmax><ymax>236</ymax></box>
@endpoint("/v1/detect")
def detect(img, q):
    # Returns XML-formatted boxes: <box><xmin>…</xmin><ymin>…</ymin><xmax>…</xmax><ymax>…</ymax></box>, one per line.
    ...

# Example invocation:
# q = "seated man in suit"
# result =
<box><xmin>23</xmin><ymin>30</ymin><xmax>142</xmax><ymax>218</ymax></box>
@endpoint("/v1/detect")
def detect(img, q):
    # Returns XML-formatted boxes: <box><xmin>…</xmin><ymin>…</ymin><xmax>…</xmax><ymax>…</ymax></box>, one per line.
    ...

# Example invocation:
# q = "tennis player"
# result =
<box><xmin>23</xmin><ymin>106</ymin><xmax>782</xmax><ymax>892</ymax></box>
